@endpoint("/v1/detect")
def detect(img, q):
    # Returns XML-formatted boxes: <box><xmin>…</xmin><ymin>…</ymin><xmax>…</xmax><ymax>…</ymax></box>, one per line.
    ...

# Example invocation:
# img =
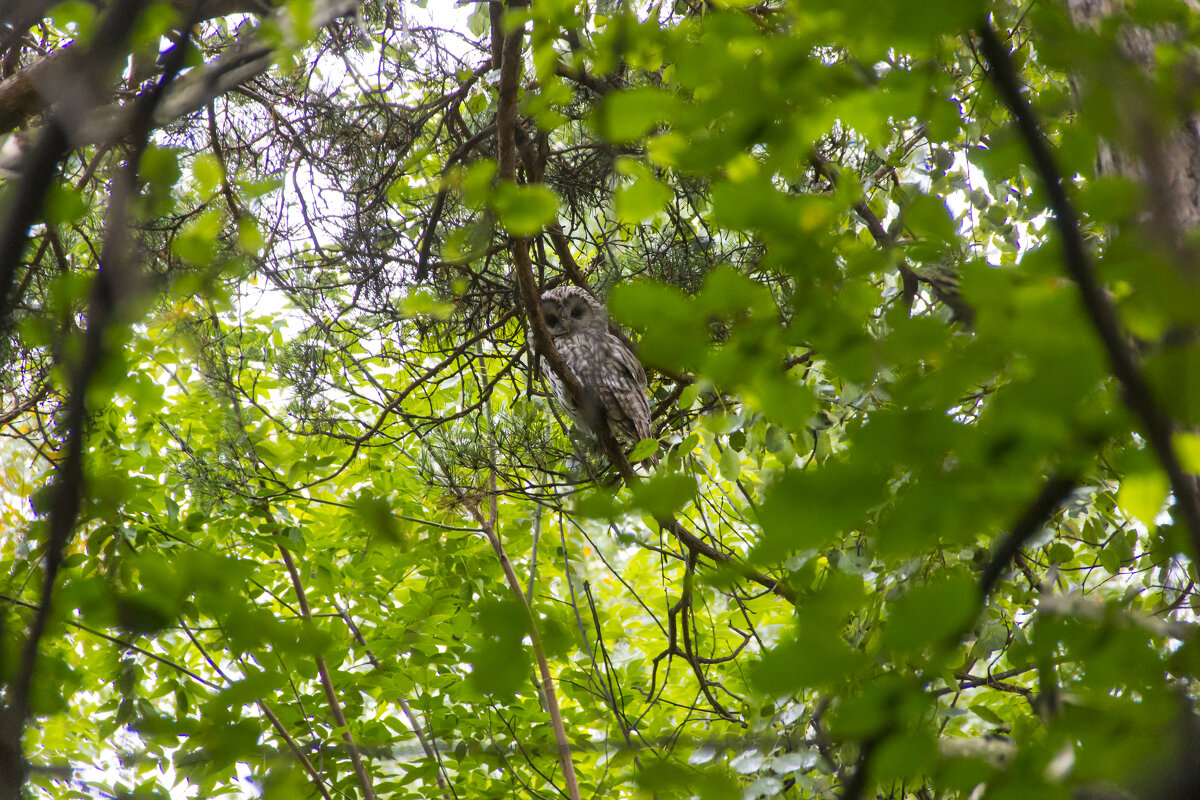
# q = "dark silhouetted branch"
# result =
<box><xmin>980</xmin><ymin>473</ymin><xmax>1076</xmax><ymax>598</ymax></box>
<box><xmin>978</xmin><ymin>21</ymin><xmax>1200</xmax><ymax>556</ymax></box>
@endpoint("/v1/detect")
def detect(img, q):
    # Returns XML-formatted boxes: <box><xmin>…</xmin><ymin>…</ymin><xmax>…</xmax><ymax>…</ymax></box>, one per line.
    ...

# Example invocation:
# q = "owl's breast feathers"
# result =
<box><xmin>569</xmin><ymin>332</ymin><xmax>651</xmax><ymax>443</ymax></box>
<box><xmin>543</xmin><ymin>325</ymin><xmax>652</xmax><ymax>445</ymax></box>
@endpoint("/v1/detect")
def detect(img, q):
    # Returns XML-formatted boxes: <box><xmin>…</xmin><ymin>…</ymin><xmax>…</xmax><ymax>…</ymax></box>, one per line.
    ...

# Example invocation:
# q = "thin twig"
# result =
<box><xmin>278</xmin><ymin>544</ymin><xmax>378</xmax><ymax>800</ymax></box>
<box><xmin>465</xmin><ymin>491</ymin><xmax>583</xmax><ymax>800</ymax></box>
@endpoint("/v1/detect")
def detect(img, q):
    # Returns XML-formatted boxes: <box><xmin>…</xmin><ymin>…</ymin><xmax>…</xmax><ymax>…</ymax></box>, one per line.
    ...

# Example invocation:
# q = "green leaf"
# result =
<box><xmin>882</xmin><ymin>574</ymin><xmax>979</xmax><ymax>653</ymax></box>
<box><xmin>752</xmin><ymin>630</ymin><xmax>869</xmax><ymax>692</ymax></box>
<box><xmin>597</xmin><ymin>87</ymin><xmax>680</xmax><ymax>143</ymax></box>
<box><xmin>171</xmin><ymin>209</ymin><xmax>222</xmax><ymax>265</ymax></box>
<box><xmin>970</xmin><ymin>703</ymin><xmax>1006</xmax><ymax>726</ymax></box>
<box><xmin>1047</xmin><ymin>542</ymin><xmax>1074</xmax><ymax>564</ymax></box>
<box><xmin>764</xmin><ymin>426</ymin><xmax>790</xmax><ymax>453</ymax></box>
<box><xmin>139</xmin><ymin>145</ymin><xmax>182</xmax><ymax>215</ymax></box>
<box><xmin>492</xmin><ymin>182</ymin><xmax>559</xmax><ymax>235</ymax></box>
<box><xmin>630</xmin><ymin>473</ymin><xmax>698</xmax><ymax>518</ymax></box>
<box><xmin>904</xmin><ymin>193</ymin><xmax>956</xmax><ymax>243</ymax></box>
<box><xmin>615</xmin><ymin>174</ymin><xmax>672</xmax><ymax>222</ymax></box>
<box><xmin>1174</xmin><ymin>432</ymin><xmax>1200</xmax><ymax>474</ymax></box>
<box><xmin>871</xmin><ymin>731</ymin><xmax>937</xmax><ymax>783</ymax></box>
<box><xmin>629</xmin><ymin>437</ymin><xmax>660</xmax><ymax>462</ymax></box>
<box><xmin>468</xmin><ymin>597</ymin><xmax>530</xmax><ymax>698</ymax></box>
<box><xmin>574</xmin><ymin>489</ymin><xmax>621</xmax><ymax>520</ymax></box>
<box><xmin>192</xmin><ymin>153</ymin><xmax>224</xmax><ymax>195</ymax></box>
<box><xmin>609</xmin><ymin>281</ymin><xmax>708</xmax><ymax>370</ymax></box>
<box><xmin>1117</xmin><ymin>470</ymin><xmax>1169</xmax><ymax>527</ymax></box>
<box><xmin>44</xmin><ymin>182</ymin><xmax>87</xmax><ymax>225</ymax></box>
<box><xmin>467</xmin><ymin>2</ymin><xmax>489</xmax><ymax>36</ymax></box>
<box><xmin>353</xmin><ymin>492</ymin><xmax>404</xmax><ymax>543</ymax></box>
<box><xmin>637</xmin><ymin>761</ymin><xmax>740</xmax><ymax>800</ymax></box>
<box><xmin>719</xmin><ymin>446</ymin><xmax>741</xmax><ymax>481</ymax></box>
<box><xmin>755</xmin><ymin>464</ymin><xmax>887</xmax><ymax>561</ymax></box>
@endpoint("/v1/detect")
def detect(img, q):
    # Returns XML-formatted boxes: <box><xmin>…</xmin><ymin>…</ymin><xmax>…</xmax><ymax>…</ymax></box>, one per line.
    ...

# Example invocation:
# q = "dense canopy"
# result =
<box><xmin>2</xmin><ymin>0</ymin><xmax>1200</xmax><ymax>798</ymax></box>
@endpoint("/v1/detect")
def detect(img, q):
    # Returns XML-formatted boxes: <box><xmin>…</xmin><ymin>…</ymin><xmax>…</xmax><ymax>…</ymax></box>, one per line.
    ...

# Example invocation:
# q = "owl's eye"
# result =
<box><xmin>570</xmin><ymin>305</ymin><xmax>584</xmax><ymax>319</ymax></box>
<box><xmin>545</xmin><ymin>313</ymin><xmax>560</xmax><ymax>326</ymax></box>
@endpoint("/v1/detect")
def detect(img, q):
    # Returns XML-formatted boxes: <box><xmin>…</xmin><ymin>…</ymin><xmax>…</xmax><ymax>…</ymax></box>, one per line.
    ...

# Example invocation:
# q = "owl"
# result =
<box><xmin>538</xmin><ymin>285</ymin><xmax>654</xmax><ymax>447</ymax></box>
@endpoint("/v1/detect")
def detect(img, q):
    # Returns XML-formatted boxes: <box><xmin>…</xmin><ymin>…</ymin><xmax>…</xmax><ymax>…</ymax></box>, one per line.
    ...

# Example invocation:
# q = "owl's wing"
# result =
<box><xmin>598</xmin><ymin>334</ymin><xmax>653</xmax><ymax>442</ymax></box>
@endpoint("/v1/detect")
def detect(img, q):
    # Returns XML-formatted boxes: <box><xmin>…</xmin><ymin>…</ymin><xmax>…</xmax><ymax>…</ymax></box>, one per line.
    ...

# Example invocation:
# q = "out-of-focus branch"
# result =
<box><xmin>0</xmin><ymin>0</ymin><xmax>283</xmax><ymax>134</ymax></box>
<box><xmin>978</xmin><ymin>22</ymin><xmax>1200</xmax><ymax>556</ymax></box>
<box><xmin>0</xmin><ymin>0</ymin><xmax>361</xmax><ymax>174</ymax></box>
<box><xmin>0</xmin><ymin>2</ymin><xmax>181</xmax><ymax>795</ymax></box>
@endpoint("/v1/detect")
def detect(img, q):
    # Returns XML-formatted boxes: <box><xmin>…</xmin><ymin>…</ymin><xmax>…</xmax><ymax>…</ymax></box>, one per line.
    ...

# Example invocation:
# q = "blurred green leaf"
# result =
<box><xmin>883</xmin><ymin>574</ymin><xmax>979</xmax><ymax>653</ymax></box>
<box><xmin>615</xmin><ymin>174</ymin><xmax>672</xmax><ymax>222</ymax></box>
<box><xmin>492</xmin><ymin>182</ymin><xmax>559</xmax><ymax>234</ymax></box>
<box><xmin>1118</xmin><ymin>470</ymin><xmax>1169</xmax><ymax>527</ymax></box>
<box><xmin>630</xmin><ymin>473</ymin><xmax>698</xmax><ymax>518</ymax></box>
<box><xmin>597</xmin><ymin>87</ymin><xmax>680</xmax><ymax>143</ymax></box>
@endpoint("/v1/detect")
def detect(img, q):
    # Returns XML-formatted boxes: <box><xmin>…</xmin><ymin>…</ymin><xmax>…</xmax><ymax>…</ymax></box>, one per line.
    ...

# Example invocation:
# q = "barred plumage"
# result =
<box><xmin>538</xmin><ymin>286</ymin><xmax>653</xmax><ymax>445</ymax></box>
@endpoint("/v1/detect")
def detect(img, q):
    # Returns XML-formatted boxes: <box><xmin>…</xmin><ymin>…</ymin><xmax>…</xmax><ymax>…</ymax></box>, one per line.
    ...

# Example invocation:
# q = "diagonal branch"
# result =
<box><xmin>979</xmin><ymin>473</ymin><xmax>1077</xmax><ymax>598</ymax></box>
<box><xmin>978</xmin><ymin>21</ymin><xmax>1200</xmax><ymax>555</ymax></box>
<box><xmin>0</xmin><ymin>0</ymin><xmax>361</xmax><ymax>175</ymax></box>
<box><xmin>464</xmin><ymin>490</ymin><xmax>582</xmax><ymax>800</ymax></box>
<box><xmin>277</xmin><ymin>543</ymin><xmax>377</xmax><ymax>800</ymax></box>
<box><xmin>809</xmin><ymin>151</ymin><xmax>974</xmax><ymax>325</ymax></box>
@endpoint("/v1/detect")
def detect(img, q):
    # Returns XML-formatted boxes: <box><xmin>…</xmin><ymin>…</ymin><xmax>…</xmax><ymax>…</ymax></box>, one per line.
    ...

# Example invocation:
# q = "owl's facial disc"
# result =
<box><xmin>541</xmin><ymin>302</ymin><xmax>564</xmax><ymax>334</ymax></box>
<box><xmin>562</xmin><ymin>298</ymin><xmax>587</xmax><ymax>331</ymax></box>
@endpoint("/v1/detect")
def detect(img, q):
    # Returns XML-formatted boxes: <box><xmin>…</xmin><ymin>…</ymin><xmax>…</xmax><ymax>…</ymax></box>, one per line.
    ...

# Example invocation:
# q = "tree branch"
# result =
<box><xmin>493</xmin><ymin>12</ymin><xmax>581</xmax><ymax>797</ymax></box>
<box><xmin>278</xmin><ymin>543</ymin><xmax>378</xmax><ymax>800</ymax></box>
<box><xmin>979</xmin><ymin>473</ymin><xmax>1076</xmax><ymax>598</ymax></box>
<box><xmin>0</xmin><ymin>0</ymin><xmax>361</xmax><ymax>175</ymax></box>
<box><xmin>0</xmin><ymin>3</ymin><xmax>189</xmax><ymax>794</ymax></box>
<box><xmin>465</xmin><ymin>491</ymin><xmax>582</xmax><ymax>800</ymax></box>
<box><xmin>978</xmin><ymin>21</ymin><xmax>1200</xmax><ymax>555</ymax></box>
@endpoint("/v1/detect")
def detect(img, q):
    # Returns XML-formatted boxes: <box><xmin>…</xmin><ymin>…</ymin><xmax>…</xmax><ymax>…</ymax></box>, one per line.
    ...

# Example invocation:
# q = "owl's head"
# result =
<box><xmin>539</xmin><ymin>286</ymin><xmax>606</xmax><ymax>337</ymax></box>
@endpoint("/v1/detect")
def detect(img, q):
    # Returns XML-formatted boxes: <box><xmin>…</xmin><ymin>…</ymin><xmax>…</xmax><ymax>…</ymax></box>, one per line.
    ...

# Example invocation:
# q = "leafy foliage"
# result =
<box><xmin>2</xmin><ymin>0</ymin><xmax>1200</xmax><ymax>799</ymax></box>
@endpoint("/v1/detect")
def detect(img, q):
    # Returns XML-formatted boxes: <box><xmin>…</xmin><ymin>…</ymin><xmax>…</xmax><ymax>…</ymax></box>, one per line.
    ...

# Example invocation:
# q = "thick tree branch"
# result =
<box><xmin>493</xmin><ymin>13</ymin><xmax>581</xmax><ymax>797</ymax></box>
<box><xmin>978</xmin><ymin>21</ymin><xmax>1200</xmax><ymax>556</ymax></box>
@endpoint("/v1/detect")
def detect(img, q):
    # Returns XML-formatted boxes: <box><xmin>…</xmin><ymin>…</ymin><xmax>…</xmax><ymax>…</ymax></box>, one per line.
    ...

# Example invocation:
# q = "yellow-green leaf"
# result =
<box><xmin>1174</xmin><ymin>433</ymin><xmax>1200</xmax><ymax>475</ymax></box>
<box><xmin>1117</xmin><ymin>470</ymin><xmax>1169</xmax><ymax>526</ymax></box>
<box><xmin>615</xmin><ymin>175</ymin><xmax>672</xmax><ymax>222</ymax></box>
<box><xmin>492</xmin><ymin>182</ymin><xmax>559</xmax><ymax>235</ymax></box>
